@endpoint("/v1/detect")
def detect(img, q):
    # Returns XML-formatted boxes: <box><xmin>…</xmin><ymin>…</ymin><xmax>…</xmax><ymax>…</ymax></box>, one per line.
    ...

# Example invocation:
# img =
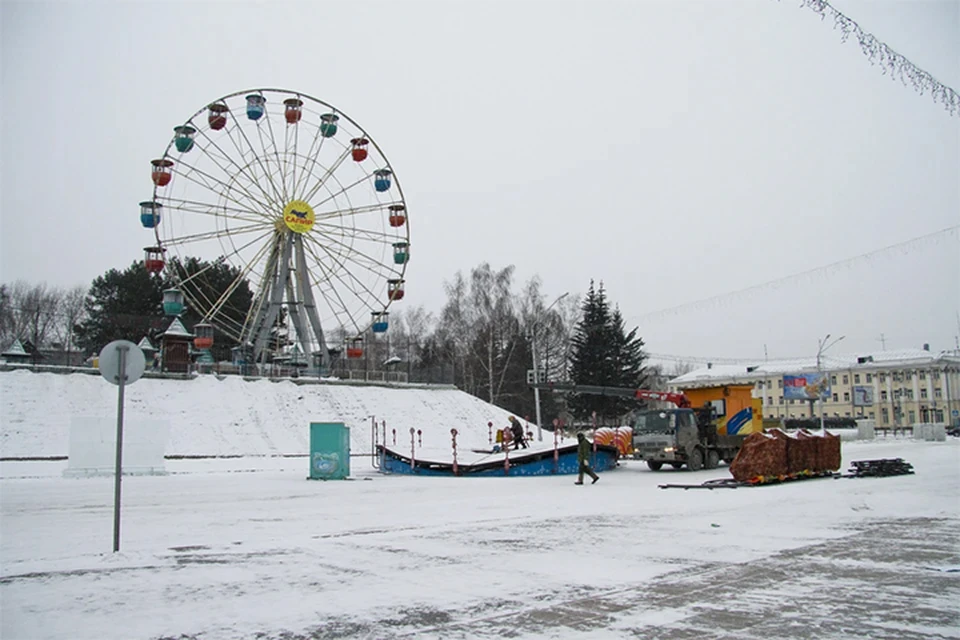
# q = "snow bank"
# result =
<box><xmin>0</xmin><ymin>370</ymin><xmax>518</xmax><ymax>458</ymax></box>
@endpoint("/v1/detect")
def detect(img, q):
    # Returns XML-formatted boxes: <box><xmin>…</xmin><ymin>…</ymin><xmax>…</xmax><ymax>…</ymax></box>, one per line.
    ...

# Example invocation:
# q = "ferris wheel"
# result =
<box><xmin>138</xmin><ymin>88</ymin><xmax>409</xmax><ymax>369</ymax></box>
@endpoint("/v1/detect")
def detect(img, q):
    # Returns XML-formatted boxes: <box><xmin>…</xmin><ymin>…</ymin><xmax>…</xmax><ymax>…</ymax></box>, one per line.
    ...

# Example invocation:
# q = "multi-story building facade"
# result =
<box><xmin>668</xmin><ymin>348</ymin><xmax>960</xmax><ymax>428</ymax></box>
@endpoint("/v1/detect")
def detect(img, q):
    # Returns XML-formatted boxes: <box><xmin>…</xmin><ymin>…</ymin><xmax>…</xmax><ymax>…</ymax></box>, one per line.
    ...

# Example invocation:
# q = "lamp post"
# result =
<box><xmin>816</xmin><ymin>334</ymin><xmax>845</xmax><ymax>431</ymax></box>
<box><xmin>531</xmin><ymin>292</ymin><xmax>568</xmax><ymax>442</ymax></box>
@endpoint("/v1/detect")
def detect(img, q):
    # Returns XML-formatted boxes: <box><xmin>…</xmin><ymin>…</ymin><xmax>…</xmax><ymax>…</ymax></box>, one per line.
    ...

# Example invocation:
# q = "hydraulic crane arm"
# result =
<box><xmin>529</xmin><ymin>383</ymin><xmax>691</xmax><ymax>408</ymax></box>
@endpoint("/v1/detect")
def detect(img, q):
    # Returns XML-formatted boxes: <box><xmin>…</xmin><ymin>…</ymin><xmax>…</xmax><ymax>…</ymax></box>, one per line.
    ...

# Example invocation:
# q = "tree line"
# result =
<box><xmin>1</xmin><ymin>260</ymin><xmax>654</xmax><ymax>425</ymax></box>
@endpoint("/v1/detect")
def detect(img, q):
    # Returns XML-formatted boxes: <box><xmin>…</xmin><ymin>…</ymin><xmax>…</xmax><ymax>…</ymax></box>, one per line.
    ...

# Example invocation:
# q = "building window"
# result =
<box><xmin>869</xmin><ymin>411</ymin><xmax>875</xmax><ymax>419</ymax></box>
<box><xmin>844</xmin><ymin>412</ymin><xmax>851</xmax><ymax>417</ymax></box>
<box><xmin>854</xmin><ymin>374</ymin><xmax>861</xmax><ymax>384</ymax></box>
<box><xmin>933</xmin><ymin>371</ymin><xmax>941</xmax><ymax>381</ymax></box>
<box><xmin>881</xmin><ymin>390</ymin><xmax>888</xmax><ymax>401</ymax></box>
<box><xmin>909</xmin><ymin>410</ymin><xmax>916</xmax><ymax>424</ymax></box>
<box><xmin>843</xmin><ymin>391</ymin><xmax>850</xmax><ymax>402</ymax></box>
<box><xmin>779</xmin><ymin>397</ymin><xmax>784</xmax><ymax>405</ymax></box>
<box><xmin>832</xmin><ymin>393</ymin><xmax>839</xmax><ymax>402</ymax></box>
<box><xmin>906</xmin><ymin>389</ymin><xmax>914</xmax><ymax>400</ymax></box>
<box><xmin>866</xmin><ymin>373</ymin><xmax>872</xmax><ymax>383</ymax></box>
<box><xmin>920</xmin><ymin>388</ymin><xmax>928</xmax><ymax>399</ymax></box>
<box><xmin>789</xmin><ymin>399</ymin><xmax>795</xmax><ymax>405</ymax></box>
<box><xmin>881</xmin><ymin>407</ymin><xmax>889</xmax><ymax>424</ymax></box>
<box><xmin>935</xmin><ymin>388</ymin><xmax>943</xmax><ymax>399</ymax></box>
<box><xmin>842</xmin><ymin>375</ymin><xmax>849</xmax><ymax>385</ymax></box>
<box><xmin>778</xmin><ymin>379</ymin><xmax>783</xmax><ymax>388</ymax></box>
<box><xmin>906</xmin><ymin>372</ymin><xmax>913</xmax><ymax>381</ymax></box>
<box><xmin>830</xmin><ymin>375</ymin><xmax>837</xmax><ymax>385</ymax></box>
<box><xmin>919</xmin><ymin>371</ymin><xmax>926</xmax><ymax>381</ymax></box>
<box><xmin>879</xmin><ymin>373</ymin><xmax>886</xmax><ymax>383</ymax></box>
<box><xmin>767</xmin><ymin>396</ymin><xmax>773</xmax><ymax>405</ymax></box>
<box><xmin>799</xmin><ymin>413</ymin><xmax>805</xmax><ymax>418</ymax></box>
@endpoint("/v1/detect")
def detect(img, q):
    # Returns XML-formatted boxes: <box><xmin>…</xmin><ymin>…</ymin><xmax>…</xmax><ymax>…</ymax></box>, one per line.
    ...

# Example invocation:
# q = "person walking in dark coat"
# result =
<box><xmin>508</xmin><ymin>416</ymin><xmax>528</xmax><ymax>449</ymax></box>
<box><xmin>575</xmin><ymin>432</ymin><xmax>599</xmax><ymax>485</ymax></box>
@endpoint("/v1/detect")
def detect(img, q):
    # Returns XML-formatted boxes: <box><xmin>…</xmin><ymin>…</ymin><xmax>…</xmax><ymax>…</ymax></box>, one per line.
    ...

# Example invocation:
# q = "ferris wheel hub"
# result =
<box><xmin>282</xmin><ymin>200</ymin><xmax>316</xmax><ymax>234</ymax></box>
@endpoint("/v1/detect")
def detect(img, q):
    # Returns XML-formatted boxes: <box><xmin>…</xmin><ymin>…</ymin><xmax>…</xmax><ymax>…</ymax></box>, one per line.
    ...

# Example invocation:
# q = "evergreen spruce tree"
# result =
<box><xmin>567</xmin><ymin>281</ymin><xmax>648</xmax><ymax>424</ymax></box>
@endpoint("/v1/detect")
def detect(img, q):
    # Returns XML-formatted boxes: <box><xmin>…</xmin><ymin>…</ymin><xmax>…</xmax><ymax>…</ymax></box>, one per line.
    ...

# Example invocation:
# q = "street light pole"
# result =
<box><xmin>817</xmin><ymin>333</ymin><xmax>845</xmax><ymax>431</ymax></box>
<box><xmin>532</xmin><ymin>292</ymin><xmax>568</xmax><ymax>442</ymax></box>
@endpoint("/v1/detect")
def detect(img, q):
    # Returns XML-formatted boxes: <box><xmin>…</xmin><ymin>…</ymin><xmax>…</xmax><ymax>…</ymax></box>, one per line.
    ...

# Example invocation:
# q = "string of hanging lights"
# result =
<box><xmin>788</xmin><ymin>0</ymin><xmax>959</xmax><ymax>116</ymax></box>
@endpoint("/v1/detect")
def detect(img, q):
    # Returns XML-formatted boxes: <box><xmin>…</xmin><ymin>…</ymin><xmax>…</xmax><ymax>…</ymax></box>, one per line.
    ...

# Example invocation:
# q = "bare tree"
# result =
<box><xmin>0</xmin><ymin>281</ymin><xmax>62</xmax><ymax>355</ymax></box>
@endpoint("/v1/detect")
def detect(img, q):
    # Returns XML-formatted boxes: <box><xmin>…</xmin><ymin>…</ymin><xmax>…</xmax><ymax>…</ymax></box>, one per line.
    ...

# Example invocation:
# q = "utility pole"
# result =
<box><xmin>817</xmin><ymin>334</ymin><xmax>845</xmax><ymax>431</ymax></box>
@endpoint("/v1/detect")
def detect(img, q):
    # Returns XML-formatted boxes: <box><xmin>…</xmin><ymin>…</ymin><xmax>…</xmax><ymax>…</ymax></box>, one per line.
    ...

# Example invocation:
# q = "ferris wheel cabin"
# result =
<box><xmin>393</xmin><ymin>241</ymin><xmax>409</xmax><ymax>264</ymax></box>
<box><xmin>387</xmin><ymin>279</ymin><xmax>405</xmax><ymax>301</ymax></box>
<box><xmin>283</xmin><ymin>98</ymin><xmax>303</xmax><ymax>124</ymax></box>
<box><xmin>372</xmin><ymin>311</ymin><xmax>389</xmax><ymax>333</ymax></box>
<box><xmin>347</xmin><ymin>337</ymin><xmax>364</xmax><ymax>359</ymax></box>
<box><xmin>351</xmin><ymin>137</ymin><xmax>369</xmax><ymax>162</ymax></box>
<box><xmin>388</xmin><ymin>204</ymin><xmax>406</xmax><ymax>227</ymax></box>
<box><xmin>193</xmin><ymin>323</ymin><xmax>214</xmax><ymax>350</ymax></box>
<box><xmin>320</xmin><ymin>113</ymin><xmax>339</xmax><ymax>137</ymax></box>
<box><xmin>374</xmin><ymin>169</ymin><xmax>393</xmax><ymax>192</ymax></box>
<box><xmin>151</xmin><ymin>159</ymin><xmax>174</xmax><ymax>186</ymax></box>
<box><xmin>140</xmin><ymin>201</ymin><xmax>162</xmax><ymax>228</ymax></box>
<box><xmin>208</xmin><ymin>103</ymin><xmax>228</xmax><ymax>130</ymax></box>
<box><xmin>246</xmin><ymin>94</ymin><xmax>266</xmax><ymax>120</ymax></box>
<box><xmin>162</xmin><ymin>289</ymin><xmax>184</xmax><ymax>316</ymax></box>
<box><xmin>173</xmin><ymin>125</ymin><xmax>197</xmax><ymax>153</ymax></box>
<box><xmin>144</xmin><ymin>247</ymin><xmax>165</xmax><ymax>274</ymax></box>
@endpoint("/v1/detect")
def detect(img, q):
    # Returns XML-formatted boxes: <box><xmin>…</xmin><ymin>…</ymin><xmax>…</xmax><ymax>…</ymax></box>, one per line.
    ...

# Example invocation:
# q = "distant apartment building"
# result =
<box><xmin>668</xmin><ymin>348</ymin><xmax>960</xmax><ymax>427</ymax></box>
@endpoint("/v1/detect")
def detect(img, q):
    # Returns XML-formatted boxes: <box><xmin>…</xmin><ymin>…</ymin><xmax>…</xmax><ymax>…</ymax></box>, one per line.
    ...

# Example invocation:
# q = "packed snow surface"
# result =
<box><xmin>1</xmin><ymin>371</ymin><xmax>958</xmax><ymax>639</ymax></box>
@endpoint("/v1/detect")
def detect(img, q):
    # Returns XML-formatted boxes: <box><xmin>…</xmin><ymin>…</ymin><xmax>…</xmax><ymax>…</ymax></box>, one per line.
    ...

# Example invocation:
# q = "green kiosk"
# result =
<box><xmin>309</xmin><ymin>422</ymin><xmax>350</xmax><ymax>480</ymax></box>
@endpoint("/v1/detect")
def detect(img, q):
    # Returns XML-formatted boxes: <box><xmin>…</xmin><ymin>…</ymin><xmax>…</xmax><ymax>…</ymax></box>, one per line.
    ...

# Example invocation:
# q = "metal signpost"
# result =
<box><xmin>98</xmin><ymin>340</ymin><xmax>146</xmax><ymax>552</ymax></box>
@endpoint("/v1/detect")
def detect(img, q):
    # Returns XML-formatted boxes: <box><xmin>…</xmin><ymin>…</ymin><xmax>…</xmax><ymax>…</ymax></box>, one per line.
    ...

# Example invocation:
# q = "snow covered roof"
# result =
<box><xmin>670</xmin><ymin>349</ymin><xmax>960</xmax><ymax>387</ymax></box>
<box><xmin>137</xmin><ymin>337</ymin><xmax>157</xmax><ymax>352</ymax></box>
<box><xmin>2</xmin><ymin>339</ymin><xmax>29</xmax><ymax>357</ymax></box>
<box><xmin>160</xmin><ymin>318</ymin><xmax>193</xmax><ymax>338</ymax></box>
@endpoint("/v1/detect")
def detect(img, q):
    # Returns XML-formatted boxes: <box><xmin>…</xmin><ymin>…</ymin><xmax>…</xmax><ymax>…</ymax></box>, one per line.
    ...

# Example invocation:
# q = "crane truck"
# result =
<box><xmin>531</xmin><ymin>383</ymin><xmax>752</xmax><ymax>471</ymax></box>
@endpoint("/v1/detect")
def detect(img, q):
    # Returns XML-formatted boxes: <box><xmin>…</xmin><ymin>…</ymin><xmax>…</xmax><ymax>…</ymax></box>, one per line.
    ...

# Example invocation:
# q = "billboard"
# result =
<box><xmin>782</xmin><ymin>373</ymin><xmax>830</xmax><ymax>400</ymax></box>
<box><xmin>853</xmin><ymin>385</ymin><xmax>875</xmax><ymax>406</ymax></box>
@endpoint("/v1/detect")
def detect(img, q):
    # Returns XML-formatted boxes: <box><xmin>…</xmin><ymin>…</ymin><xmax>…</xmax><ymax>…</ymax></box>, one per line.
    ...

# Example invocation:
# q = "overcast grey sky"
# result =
<box><xmin>2</xmin><ymin>0</ymin><xmax>958</xmax><ymax>363</ymax></box>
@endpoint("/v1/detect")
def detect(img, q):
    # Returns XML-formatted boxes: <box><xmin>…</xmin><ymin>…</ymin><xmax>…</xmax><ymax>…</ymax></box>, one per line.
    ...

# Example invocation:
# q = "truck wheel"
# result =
<box><xmin>688</xmin><ymin>448</ymin><xmax>704</xmax><ymax>471</ymax></box>
<box><xmin>705</xmin><ymin>450</ymin><xmax>720</xmax><ymax>470</ymax></box>
<box><xmin>646</xmin><ymin>461</ymin><xmax>663</xmax><ymax>471</ymax></box>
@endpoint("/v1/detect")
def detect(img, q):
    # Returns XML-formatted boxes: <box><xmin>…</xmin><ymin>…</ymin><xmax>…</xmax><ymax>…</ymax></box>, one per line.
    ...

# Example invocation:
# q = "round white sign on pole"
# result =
<box><xmin>98</xmin><ymin>340</ymin><xmax>146</xmax><ymax>385</ymax></box>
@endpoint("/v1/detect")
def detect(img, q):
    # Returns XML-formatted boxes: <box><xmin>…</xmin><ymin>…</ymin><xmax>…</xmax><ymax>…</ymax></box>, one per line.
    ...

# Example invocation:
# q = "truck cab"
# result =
<box><xmin>632</xmin><ymin>408</ymin><xmax>701</xmax><ymax>470</ymax></box>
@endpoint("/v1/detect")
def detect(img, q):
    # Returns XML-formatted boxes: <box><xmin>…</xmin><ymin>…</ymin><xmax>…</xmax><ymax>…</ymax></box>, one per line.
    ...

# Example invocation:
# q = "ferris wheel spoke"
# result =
<box><xmin>222</xmin><ymin>107</ymin><xmax>287</xmax><ymax>208</ymax></box>
<box><xmin>155</xmin><ymin>197</ymin><xmax>270</xmax><ymax>225</ymax></box>
<box><xmin>303</xmin><ymin>249</ymin><xmax>368</xmax><ymax>336</ymax></box>
<box><xmin>256</xmin><ymin>112</ymin><xmax>290</xmax><ymax>204</ymax></box>
<box><xmin>171</xmin><ymin>157</ymin><xmax>278</xmax><ymax>217</ymax></box>
<box><xmin>302</xmin><ymin>234</ymin><xmax>390</xmax><ymax>310</ymax></box>
<box><xmin>291</xmin><ymin>119</ymin><xmax>328</xmax><ymax>199</ymax></box>
<box><xmin>312</xmin><ymin>223</ymin><xmax>400</xmax><ymax>246</ymax></box>
<box><xmin>314</xmin><ymin>200</ymin><xmax>404</xmax><ymax>223</ymax></box>
<box><xmin>285</xmin><ymin>124</ymin><xmax>301</xmax><ymax>206</ymax></box>
<box><xmin>203</xmin><ymin>239</ymin><xmax>274</xmax><ymax>324</ymax></box>
<box><xmin>299</xmin><ymin>147</ymin><xmax>353</xmax><ymax>204</ymax></box>
<box><xmin>310</xmin><ymin>172</ymin><xmax>378</xmax><ymax>211</ymax></box>
<box><xmin>192</xmin><ymin>128</ymin><xmax>285</xmax><ymax>212</ymax></box>
<box><xmin>161</xmin><ymin>222</ymin><xmax>274</xmax><ymax>249</ymax></box>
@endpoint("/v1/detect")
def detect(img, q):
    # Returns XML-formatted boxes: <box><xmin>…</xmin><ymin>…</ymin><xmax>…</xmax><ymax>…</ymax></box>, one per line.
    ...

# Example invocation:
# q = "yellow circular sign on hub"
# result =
<box><xmin>282</xmin><ymin>200</ymin><xmax>316</xmax><ymax>234</ymax></box>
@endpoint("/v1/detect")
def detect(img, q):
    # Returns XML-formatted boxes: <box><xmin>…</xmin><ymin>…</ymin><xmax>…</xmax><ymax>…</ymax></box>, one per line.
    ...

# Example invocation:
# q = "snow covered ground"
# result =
<box><xmin>1</xmin><ymin>371</ymin><xmax>959</xmax><ymax>639</ymax></box>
